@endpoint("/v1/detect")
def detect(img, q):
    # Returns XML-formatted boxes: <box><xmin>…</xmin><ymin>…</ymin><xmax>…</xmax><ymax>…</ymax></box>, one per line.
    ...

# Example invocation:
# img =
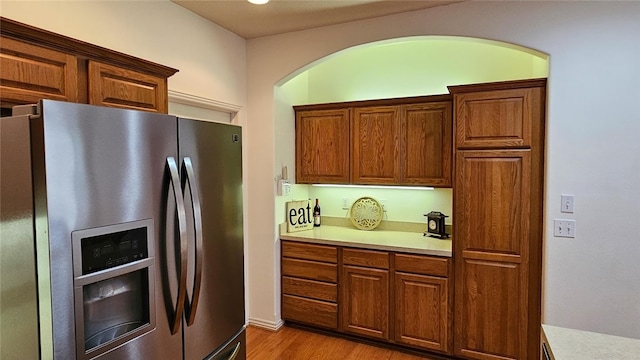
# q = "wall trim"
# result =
<box><xmin>247</xmin><ymin>317</ymin><xmax>285</xmax><ymax>331</ymax></box>
<box><xmin>168</xmin><ymin>90</ymin><xmax>242</xmax><ymax>114</ymax></box>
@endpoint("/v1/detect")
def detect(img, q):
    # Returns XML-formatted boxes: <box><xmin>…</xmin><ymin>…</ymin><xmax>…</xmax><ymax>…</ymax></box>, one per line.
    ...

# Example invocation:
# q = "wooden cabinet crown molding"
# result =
<box><xmin>293</xmin><ymin>94</ymin><xmax>452</xmax><ymax>112</ymax></box>
<box><xmin>0</xmin><ymin>17</ymin><xmax>178</xmax><ymax>78</ymax></box>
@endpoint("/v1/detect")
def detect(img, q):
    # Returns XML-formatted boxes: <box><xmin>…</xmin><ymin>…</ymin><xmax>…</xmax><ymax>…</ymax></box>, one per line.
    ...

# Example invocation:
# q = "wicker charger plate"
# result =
<box><xmin>350</xmin><ymin>196</ymin><xmax>383</xmax><ymax>231</ymax></box>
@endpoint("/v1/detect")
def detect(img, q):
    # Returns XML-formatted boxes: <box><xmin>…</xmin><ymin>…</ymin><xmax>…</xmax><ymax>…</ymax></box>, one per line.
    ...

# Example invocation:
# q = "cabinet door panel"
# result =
<box><xmin>341</xmin><ymin>265</ymin><xmax>389</xmax><ymax>340</ymax></box>
<box><xmin>0</xmin><ymin>36</ymin><xmax>78</xmax><ymax>106</ymax></box>
<box><xmin>351</xmin><ymin>106</ymin><xmax>400</xmax><ymax>184</ymax></box>
<box><xmin>395</xmin><ymin>272</ymin><xmax>449</xmax><ymax>353</ymax></box>
<box><xmin>455</xmin><ymin>258</ymin><xmax>525</xmax><ymax>360</ymax></box>
<box><xmin>88</xmin><ymin>61</ymin><xmax>167</xmax><ymax>113</ymax></box>
<box><xmin>454</xmin><ymin>87</ymin><xmax>542</xmax><ymax>149</ymax></box>
<box><xmin>456</xmin><ymin>151</ymin><xmax>531</xmax><ymax>255</ymax></box>
<box><xmin>401</xmin><ymin>102</ymin><xmax>452</xmax><ymax>186</ymax></box>
<box><xmin>295</xmin><ymin>109</ymin><xmax>350</xmax><ymax>183</ymax></box>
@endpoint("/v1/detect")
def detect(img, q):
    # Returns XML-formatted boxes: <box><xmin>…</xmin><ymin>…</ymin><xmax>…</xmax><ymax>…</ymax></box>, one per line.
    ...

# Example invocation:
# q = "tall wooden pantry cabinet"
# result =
<box><xmin>449</xmin><ymin>79</ymin><xmax>546</xmax><ymax>360</ymax></box>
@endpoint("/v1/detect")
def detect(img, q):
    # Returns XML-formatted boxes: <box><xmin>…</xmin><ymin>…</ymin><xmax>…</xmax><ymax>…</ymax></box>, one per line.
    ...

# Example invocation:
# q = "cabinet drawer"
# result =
<box><xmin>343</xmin><ymin>248</ymin><xmax>389</xmax><ymax>269</ymax></box>
<box><xmin>395</xmin><ymin>253</ymin><xmax>450</xmax><ymax>277</ymax></box>
<box><xmin>282</xmin><ymin>258</ymin><xmax>337</xmax><ymax>283</ymax></box>
<box><xmin>282</xmin><ymin>241</ymin><xmax>337</xmax><ymax>263</ymax></box>
<box><xmin>282</xmin><ymin>294</ymin><xmax>337</xmax><ymax>330</ymax></box>
<box><xmin>282</xmin><ymin>276</ymin><xmax>337</xmax><ymax>302</ymax></box>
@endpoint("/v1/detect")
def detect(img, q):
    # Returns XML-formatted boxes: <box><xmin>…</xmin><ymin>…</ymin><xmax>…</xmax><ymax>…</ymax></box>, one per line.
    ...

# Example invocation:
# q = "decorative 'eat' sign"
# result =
<box><xmin>286</xmin><ymin>200</ymin><xmax>314</xmax><ymax>233</ymax></box>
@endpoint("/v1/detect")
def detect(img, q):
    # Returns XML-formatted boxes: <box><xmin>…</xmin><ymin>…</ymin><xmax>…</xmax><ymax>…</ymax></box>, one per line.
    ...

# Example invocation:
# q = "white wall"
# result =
<box><xmin>247</xmin><ymin>1</ymin><xmax>640</xmax><ymax>338</ymax></box>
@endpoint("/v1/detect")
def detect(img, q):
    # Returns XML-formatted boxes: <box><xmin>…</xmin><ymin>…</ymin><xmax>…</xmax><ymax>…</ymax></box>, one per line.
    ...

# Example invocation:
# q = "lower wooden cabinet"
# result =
<box><xmin>394</xmin><ymin>253</ymin><xmax>451</xmax><ymax>353</ymax></box>
<box><xmin>281</xmin><ymin>241</ymin><xmax>338</xmax><ymax>330</ymax></box>
<box><xmin>281</xmin><ymin>240</ymin><xmax>452</xmax><ymax>356</ymax></box>
<box><xmin>340</xmin><ymin>248</ymin><xmax>391</xmax><ymax>340</ymax></box>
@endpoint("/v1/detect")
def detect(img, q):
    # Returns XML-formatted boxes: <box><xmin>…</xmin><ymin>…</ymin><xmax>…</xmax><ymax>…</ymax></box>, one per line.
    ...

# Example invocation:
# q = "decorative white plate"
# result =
<box><xmin>350</xmin><ymin>196</ymin><xmax>383</xmax><ymax>231</ymax></box>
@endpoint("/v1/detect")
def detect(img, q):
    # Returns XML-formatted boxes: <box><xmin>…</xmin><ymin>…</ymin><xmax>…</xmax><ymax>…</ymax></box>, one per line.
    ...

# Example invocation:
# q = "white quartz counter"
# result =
<box><xmin>279</xmin><ymin>225</ymin><xmax>452</xmax><ymax>257</ymax></box>
<box><xmin>542</xmin><ymin>324</ymin><xmax>640</xmax><ymax>360</ymax></box>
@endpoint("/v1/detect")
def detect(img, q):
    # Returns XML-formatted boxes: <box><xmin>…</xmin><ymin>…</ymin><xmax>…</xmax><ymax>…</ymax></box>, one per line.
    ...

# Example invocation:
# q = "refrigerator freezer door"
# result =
<box><xmin>32</xmin><ymin>100</ymin><xmax>183</xmax><ymax>359</ymax></box>
<box><xmin>0</xmin><ymin>115</ymin><xmax>40</xmax><ymax>360</ymax></box>
<box><xmin>179</xmin><ymin>119</ymin><xmax>245</xmax><ymax>360</ymax></box>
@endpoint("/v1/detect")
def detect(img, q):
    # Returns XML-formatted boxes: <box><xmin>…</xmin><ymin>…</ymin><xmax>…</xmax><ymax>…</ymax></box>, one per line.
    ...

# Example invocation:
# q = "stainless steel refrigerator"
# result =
<box><xmin>0</xmin><ymin>100</ymin><xmax>246</xmax><ymax>360</ymax></box>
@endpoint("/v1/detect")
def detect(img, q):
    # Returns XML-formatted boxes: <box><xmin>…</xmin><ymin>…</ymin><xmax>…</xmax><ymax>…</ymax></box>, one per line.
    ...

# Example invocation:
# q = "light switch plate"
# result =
<box><xmin>554</xmin><ymin>219</ymin><xmax>576</xmax><ymax>238</ymax></box>
<box><xmin>561</xmin><ymin>194</ymin><xmax>575</xmax><ymax>213</ymax></box>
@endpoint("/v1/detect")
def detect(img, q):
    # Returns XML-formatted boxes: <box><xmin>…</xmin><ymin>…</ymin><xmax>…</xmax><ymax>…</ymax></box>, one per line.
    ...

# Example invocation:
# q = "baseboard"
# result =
<box><xmin>247</xmin><ymin>317</ymin><xmax>285</xmax><ymax>331</ymax></box>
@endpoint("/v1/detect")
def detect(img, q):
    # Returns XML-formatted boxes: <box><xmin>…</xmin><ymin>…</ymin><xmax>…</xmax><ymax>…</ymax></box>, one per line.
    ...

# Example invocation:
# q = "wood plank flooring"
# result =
<box><xmin>246</xmin><ymin>325</ymin><xmax>443</xmax><ymax>360</ymax></box>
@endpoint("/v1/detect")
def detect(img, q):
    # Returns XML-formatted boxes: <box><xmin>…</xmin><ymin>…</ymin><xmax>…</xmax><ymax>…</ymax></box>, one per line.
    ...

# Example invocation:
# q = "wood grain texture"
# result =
<box><xmin>394</xmin><ymin>253</ymin><xmax>450</xmax><ymax>277</ymax></box>
<box><xmin>351</xmin><ymin>106</ymin><xmax>400</xmax><ymax>184</ymax></box>
<box><xmin>341</xmin><ymin>265</ymin><xmax>390</xmax><ymax>340</ymax></box>
<box><xmin>295</xmin><ymin>108</ymin><xmax>350</xmax><ymax>183</ymax></box>
<box><xmin>0</xmin><ymin>36</ymin><xmax>78</xmax><ymax>106</ymax></box>
<box><xmin>343</xmin><ymin>248</ymin><xmax>390</xmax><ymax>269</ymax></box>
<box><xmin>282</xmin><ymin>241</ymin><xmax>338</xmax><ymax>263</ymax></box>
<box><xmin>456</xmin><ymin>151</ymin><xmax>531</xmax><ymax>255</ymax></box>
<box><xmin>282</xmin><ymin>295</ymin><xmax>338</xmax><ymax>329</ymax></box>
<box><xmin>401</xmin><ymin>102</ymin><xmax>452</xmax><ymax>186</ymax></box>
<box><xmin>88</xmin><ymin>61</ymin><xmax>167</xmax><ymax>113</ymax></box>
<box><xmin>282</xmin><ymin>276</ymin><xmax>337</xmax><ymax>302</ymax></box>
<box><xmin>394</xmin><ymin>272</ymin><xmax>449</xmax><ymax>353</ymax></box>
<box><xmin>453</xmin><ymin>85</ymin><xmax>544</xmax><ymax>149</ymax></box>
<box><xmin>282</xmin><ymin>257</ymin><xmax>338</xmax><ymax>283</ymax></box>
<box><xmin>452</xmin><ymin>79</ymin><xmax>546</xmax><ymax>360</ymax></box>
<box><xmin>246</xmin><ymin>325</ymin><xmax>448</xmax><ymax>360</ymax></box>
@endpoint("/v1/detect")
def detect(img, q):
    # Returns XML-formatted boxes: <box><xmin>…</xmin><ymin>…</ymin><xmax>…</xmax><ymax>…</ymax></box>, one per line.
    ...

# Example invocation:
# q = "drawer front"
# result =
<box><xmin>282</xmin><ymin>241</ymin><xmax>337</xmax><ymax>263</ymax></box>
<box><xmin>343</xmin><ymin>248</ymin><xmax>389</xmax><ymax>269</ymax></box>
<box><xmin>282</xmin><ymin>276</ymin><xmax>337</xmax><ymax>302</ymax></box>
<box><xmin>282</xmin><ymin>258</ymin><xmax>337</xmax><ymax>283</ymax></box>
<box><xmin>282</xmin><ymin>294</ymin><xmax>338</xmax><ymax>330</ymax></box>
<box><xmin>395</xmin><ymin>253</ymin><xmax>450</xmax><ymax>277</ymax></box>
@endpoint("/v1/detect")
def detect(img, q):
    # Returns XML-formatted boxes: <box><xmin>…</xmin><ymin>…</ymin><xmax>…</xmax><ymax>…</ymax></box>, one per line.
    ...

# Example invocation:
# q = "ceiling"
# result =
<box><xmin>172</xmin><ymin>0</ymin><xmax>465</xmax><ymax>39</ymax></box>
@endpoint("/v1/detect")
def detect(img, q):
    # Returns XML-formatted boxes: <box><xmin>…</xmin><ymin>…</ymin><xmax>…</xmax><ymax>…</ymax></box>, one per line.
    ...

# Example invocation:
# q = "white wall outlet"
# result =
<box><xmin>554</xmin><ymin>219</ymin><xmax>576</xmax><ymax>238</ymax></box>
<box><xmin>380</xmin><ymin>199</ymin><xmax>387</xmax><ymax>212</ymax></box>
<box><xmin>561</xmin><ymin>194</ymin><xmax>575</xmax><ymax>213</ymax></box>
<box><xmin>342</xmin><ymin>198</ymin><xmax>349</xmax><ymax>210</ymax></box>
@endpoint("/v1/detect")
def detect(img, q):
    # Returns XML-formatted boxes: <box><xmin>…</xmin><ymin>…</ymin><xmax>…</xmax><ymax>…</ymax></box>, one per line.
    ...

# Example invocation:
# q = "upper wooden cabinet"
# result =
<box><xmin>0</xmin><ymin>17</ymin><xmax>177</xmax><ymax>113</ymax></box>
<box><xmin>449</xmin><ymin>79</ymin><xmax>545</xmax><ymax>149</ymax></box>
<box><xmin>401</xmin><ymin>102</ymin><xmax>452</xmax><ymax>186</ymax></box>
<box><xmin>295</xmin><ymin>108</ymin><xmax>350</xmax><ymax>184</ymax></box>
<box><xmin>294</xmin><ymin>95</ymin><xmax>452</xmax><ymax>187</ymax></box>
<box><xmin>0</xmin><ymin>36</ymin><xmax>78</xmax><ymax>105</ymax></box>
<box><xmin>351</xmin><ymin>106</ymin><xmax>400</xmax><ymax>184</ymax></box>
<box><xmin>88</xmin><ymin>61</ymin><xmax>168</xmax><ymax>113</ymax></box>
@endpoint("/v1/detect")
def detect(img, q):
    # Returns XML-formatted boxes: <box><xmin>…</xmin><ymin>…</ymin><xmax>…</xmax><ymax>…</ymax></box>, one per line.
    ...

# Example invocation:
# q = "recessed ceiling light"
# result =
<box><xmin>248</xmin><ymin>0</ymin><xmax>269</xmax><ymax>4</ymax></box>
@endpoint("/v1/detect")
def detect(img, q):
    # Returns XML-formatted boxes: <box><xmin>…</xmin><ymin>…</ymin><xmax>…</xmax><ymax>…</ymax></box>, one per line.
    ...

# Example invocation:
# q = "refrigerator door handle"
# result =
<box><xmin>166</xmin><ymin>157</ymin><xmax>188</xmax><ymax>335</ymax></box>
<box><xmin>181</xmin><ymin>157</ymin><xmax>203</xmax><ymax>326</ymax></box>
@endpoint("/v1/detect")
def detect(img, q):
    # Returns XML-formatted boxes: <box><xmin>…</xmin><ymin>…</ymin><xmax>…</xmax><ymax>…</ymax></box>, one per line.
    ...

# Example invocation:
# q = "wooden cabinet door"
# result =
<box><xmin>394</xmin><ymin>272</ymin><xmax>449</xmax><ymax>353</ymax></box>
<box><xmin>351</xmin><ymin>106</ymin><xmax>400</xmax><ymax>184</ymax></box>
<box><xmin>454</xmin><ymin>150</ymin><xmax>531</xmax><ymax>360</ymax></box>
<box><xmin>0</xmin><ymin>36</ymin><xmax>78</xmax><ymax>107</ymax></box>
<box><xmin>295</xmin><ymin>109</ymin><xmax>350</xmax><ymax>183</ymax></box>
<box><xmin>453</xmin><ymin>86</ymin><xmax>544</xmax><ymax>149</ymax></box>
<box><xmin>341</xmin><ymin>265</ymin><xmax>389</xmax><ymax>340</ymax></box>
<box><xmin>88</xmin><ymin>60</ymin><xmax>168</xmax><ymax>113</ymax></box>
<box><xmin>401</xmin><ymin>102</ymin><xmax>452</xmax><ymax>186</ymax></box>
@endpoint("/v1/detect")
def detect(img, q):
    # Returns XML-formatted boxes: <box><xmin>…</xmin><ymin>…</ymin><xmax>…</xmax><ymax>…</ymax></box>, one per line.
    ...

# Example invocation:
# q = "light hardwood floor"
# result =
<box><xmin>246</xmin><ymin>325</ymin><xmax>443</xmax><ymax>360</ymax></box>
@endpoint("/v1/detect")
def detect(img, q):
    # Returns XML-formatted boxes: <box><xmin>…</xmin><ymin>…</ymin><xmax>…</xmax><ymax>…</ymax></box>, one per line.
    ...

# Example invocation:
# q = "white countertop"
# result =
<box><xmin>542</xmin><ymin>324</ymin><xmax>640</xmax><ymax>360</ymax></box>
<box><xmin>279</xmin><ymin>225</ymin><xmax>452</xmax><ymax>257</ymax></box>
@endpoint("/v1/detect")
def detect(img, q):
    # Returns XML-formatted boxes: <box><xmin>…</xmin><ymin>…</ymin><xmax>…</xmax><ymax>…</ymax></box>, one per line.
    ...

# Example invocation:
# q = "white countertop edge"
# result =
<box><xmin>279</xmin><ymin>227</ymin><xmax>452</xmax><ymax>258</ymax></box>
